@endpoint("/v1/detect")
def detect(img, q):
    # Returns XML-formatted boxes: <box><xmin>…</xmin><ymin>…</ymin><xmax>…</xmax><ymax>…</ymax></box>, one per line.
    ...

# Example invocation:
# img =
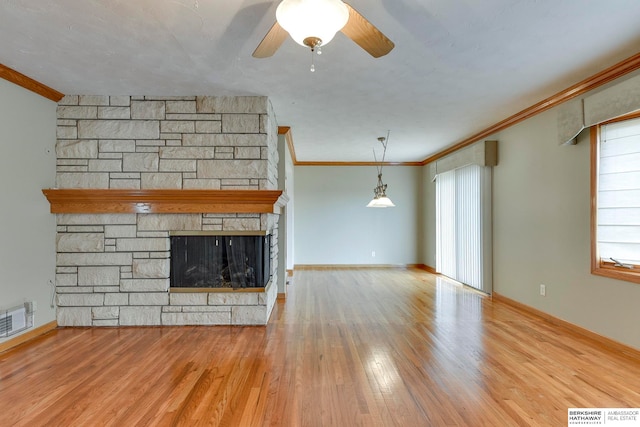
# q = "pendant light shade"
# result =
<box><xmin>276</xmin><ymin>0</ymin><xmax>349</xmax><ymax>48</ymax></box>
<box><xmin>367</xmin><ymin>195</ymin><xmax>395</xmax><ymax>208</ymax></box>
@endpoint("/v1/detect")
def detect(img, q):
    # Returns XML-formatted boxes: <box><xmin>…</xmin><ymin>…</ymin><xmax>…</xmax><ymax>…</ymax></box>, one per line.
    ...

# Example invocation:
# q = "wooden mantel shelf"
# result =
<box><xmin>42</xmin><ymin>189</ymin><xmax>286</xmax><ymax>214</ymax></box>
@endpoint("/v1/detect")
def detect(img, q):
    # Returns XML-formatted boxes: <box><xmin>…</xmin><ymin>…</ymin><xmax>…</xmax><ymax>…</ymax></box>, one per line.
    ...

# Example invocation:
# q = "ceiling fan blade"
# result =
<box><xmin>341</xmin><ymin>3</ymin><xmax>394</xmax><ymax>58</ymax></box>
<box><xmin>253</xmin><ymin>21</ymin><xmax>288</xmax><ymax>58</ymax></box>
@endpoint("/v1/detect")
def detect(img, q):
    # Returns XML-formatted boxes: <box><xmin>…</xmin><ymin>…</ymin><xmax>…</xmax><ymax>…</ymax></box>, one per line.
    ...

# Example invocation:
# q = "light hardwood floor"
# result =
<box><xmin>1</xmin><ymin>268</ymin><xmax>639</xmax><ymax>426</ymax></box>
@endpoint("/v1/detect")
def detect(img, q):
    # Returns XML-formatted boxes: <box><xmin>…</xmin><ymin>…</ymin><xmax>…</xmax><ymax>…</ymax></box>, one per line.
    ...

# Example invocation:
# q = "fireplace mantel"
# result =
<box><xmin>42</xmin><ymin>189</ymin><xmax>286</xmax><ymax>214</ymax></box>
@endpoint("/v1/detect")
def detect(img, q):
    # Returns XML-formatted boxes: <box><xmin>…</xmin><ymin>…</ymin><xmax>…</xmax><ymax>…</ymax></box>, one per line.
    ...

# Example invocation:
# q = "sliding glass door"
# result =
<box><xmin>436</xmin><ymin>164</ymin><xmax>492</xmax><ymax>293</ymax></box>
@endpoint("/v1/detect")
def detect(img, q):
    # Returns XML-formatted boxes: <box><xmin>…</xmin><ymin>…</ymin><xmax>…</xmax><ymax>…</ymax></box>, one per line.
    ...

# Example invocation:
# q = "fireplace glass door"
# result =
<box><xmin>170</xmin><ymin>235</ymin><xmax>271</xmax><ymax>289</ymax></box>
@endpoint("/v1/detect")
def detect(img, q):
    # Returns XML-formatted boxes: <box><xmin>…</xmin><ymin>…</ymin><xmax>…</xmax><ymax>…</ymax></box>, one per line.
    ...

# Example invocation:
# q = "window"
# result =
<box><xmin>591</xmin><ymin>112</ymin><xmax>640</xmax><ymax>284</ymax></box>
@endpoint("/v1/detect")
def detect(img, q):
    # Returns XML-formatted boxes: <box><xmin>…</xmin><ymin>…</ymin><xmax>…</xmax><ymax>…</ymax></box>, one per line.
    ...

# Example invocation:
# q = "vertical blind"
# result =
<box><xmin>436</xmin><ymin>169</ymin><xmax>456</xmax><ymax>278</ymax></box>
<box><xmin>598</xmin><ymin>117</ymin><xmax>640</xmax><ymax>265</ymax></box>
<box><xmin>436</xmin><ymin>164</ymin><xmax>491</xmax><ymax>293</ymax></box>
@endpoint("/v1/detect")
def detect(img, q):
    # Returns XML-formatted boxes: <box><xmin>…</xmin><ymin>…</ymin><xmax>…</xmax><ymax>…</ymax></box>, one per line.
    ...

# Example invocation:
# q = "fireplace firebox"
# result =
<box><xmin>170</xmin><ymin>233</ymin><xmax>271</xmax><ymax>289</ymax></box>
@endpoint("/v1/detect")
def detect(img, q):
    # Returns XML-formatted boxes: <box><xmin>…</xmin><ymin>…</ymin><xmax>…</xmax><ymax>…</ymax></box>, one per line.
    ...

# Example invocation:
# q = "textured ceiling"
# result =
<box><xmin>2</xmin><ymin>0</ymin><xmax>640</xmax><ymax>162</ymax></box>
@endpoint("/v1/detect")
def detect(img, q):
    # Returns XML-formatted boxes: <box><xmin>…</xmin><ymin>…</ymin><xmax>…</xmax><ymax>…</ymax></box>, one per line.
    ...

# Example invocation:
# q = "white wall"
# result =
<box><xmin>294</xmin><ymin>165</ymin><xmax>421</xmax><ymax>265</ymax></box>
<box><xmin>284</xmin><ymin>139</ymin><xmax>295</xmax><ymax>271</ymax></box>
<box><xmin>276</xmin><ymin>133</ymin><xmax>295</xmax><ymax>294</ymax></box>
<box><xmin>493</xmin><ymin>108</ymin><xmax>640</xmax><ymax>349</ymax></box>
<box><xmin>422</xmin><ymin>167</ymin><xmax>437</xmax><ymax>268</ymax></box>
<box><xmin>0</xmin><ymin>79</ymin><xmax>57</xmax><ymax>342</ymax></box>
<box><xmin>422</xmin><ymin>105</ymin><xmax>640</xmax><ymax>350</ymax></box>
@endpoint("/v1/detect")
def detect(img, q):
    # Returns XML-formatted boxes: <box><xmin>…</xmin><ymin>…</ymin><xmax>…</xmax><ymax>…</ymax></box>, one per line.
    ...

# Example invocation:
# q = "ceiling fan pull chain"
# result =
<box><xmin>310</xmin><ymin>49</ymin><xmax>315</xmax><ymax>72</ymax></box>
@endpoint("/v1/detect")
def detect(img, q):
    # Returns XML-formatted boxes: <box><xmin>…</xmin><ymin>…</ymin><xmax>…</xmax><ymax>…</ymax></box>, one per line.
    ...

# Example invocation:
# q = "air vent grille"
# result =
<box><xmin>0</xmin><ymin>305</ymin><xmax>31</xmax><ymax>337</ymax></box>
<box><xmin>0</xmin><ymin>314</ymin><xmax>12</xmax><ymax>336</ymax></box>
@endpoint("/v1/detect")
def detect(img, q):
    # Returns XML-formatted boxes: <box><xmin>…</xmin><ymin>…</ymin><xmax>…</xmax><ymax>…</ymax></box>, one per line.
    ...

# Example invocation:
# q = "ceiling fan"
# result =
<box><xmin>252</xmin><ymin>0</ymin><xmax>394</xmax><ymax>59</ymax></box>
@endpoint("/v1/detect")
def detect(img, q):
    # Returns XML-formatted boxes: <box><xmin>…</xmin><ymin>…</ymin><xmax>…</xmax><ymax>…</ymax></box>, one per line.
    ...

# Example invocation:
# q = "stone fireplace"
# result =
<box><xmin>47</xmin><ymin>96</ymin><xmax>282</xmax><ymax>326</ymax></box>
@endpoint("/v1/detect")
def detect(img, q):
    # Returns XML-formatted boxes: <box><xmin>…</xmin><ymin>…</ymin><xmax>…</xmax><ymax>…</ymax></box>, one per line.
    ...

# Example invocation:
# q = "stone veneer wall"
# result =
<box><xmin>54</xmin><ymin>96</ymin><xmax>279</xmax><ymax>326</ymax></box>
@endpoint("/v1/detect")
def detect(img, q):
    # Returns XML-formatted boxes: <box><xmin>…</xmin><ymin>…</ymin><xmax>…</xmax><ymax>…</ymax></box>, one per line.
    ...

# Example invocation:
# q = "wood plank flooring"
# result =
<box><xmin>1</xmin><ymin>268</ymin><xmax>640</xmax><ymax>426</ymax></box>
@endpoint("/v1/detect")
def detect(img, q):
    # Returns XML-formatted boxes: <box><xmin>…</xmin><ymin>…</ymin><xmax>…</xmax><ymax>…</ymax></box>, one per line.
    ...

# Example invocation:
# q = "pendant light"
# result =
<box><xmin>366</xmin><ymin>132</ymin><xmax>395</xmax><ymax>208</ymax></box>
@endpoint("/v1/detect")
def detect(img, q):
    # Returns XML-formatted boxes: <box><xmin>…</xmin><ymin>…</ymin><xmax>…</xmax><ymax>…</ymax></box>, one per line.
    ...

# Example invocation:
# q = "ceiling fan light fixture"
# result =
<box><xmin>276</xmin><ymin>0</ymin><xmax>349</xmax><ymax>49</ymax></box>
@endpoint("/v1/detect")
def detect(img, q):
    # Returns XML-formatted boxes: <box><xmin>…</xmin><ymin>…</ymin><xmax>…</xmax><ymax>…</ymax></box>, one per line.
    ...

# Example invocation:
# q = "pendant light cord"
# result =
<box><xmin>375</xmin><ymin>130</ymin><xmax>391</xmax><ymax>175</ymax></box>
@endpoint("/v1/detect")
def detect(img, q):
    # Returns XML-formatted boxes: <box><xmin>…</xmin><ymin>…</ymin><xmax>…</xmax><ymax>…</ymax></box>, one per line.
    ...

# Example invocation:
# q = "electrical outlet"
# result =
<box><xmin>32</xmin><ymin>301</ymin><xmax>38</xmax><ymax>311</ymax></box>
<box><xmin>371</xmin><ymin>251</ymin><xmax>376</xmax><ymax>257</ymax></box>
<box><xmin>540</xmin><ymin>284</ymin><xmax>546</xmax><ymax>297</ymax></box>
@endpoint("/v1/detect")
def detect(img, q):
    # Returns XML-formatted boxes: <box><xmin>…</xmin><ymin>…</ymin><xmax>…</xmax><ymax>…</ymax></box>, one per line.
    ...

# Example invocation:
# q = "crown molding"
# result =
<box><xmin>0</xmin><ymin>63</ymin><xmax>64</xmax><ymax>102</ymax></box>
<box><xmin>294</xmin><ymin>161</ymin><xmax>422</xmax><ymax>167</ymax></box>
<box><xmin>277</xmin><ymin>126</ymin><xmax>420</xmax><ymax>167</ymax></box>
<box><xmin>420</xmin><ymin>50</ymin><xmax>640</xmax><ymax>165</ymax></box>
<box><xmin>278</xmin><ymin>126</ymin><xmax>298</xmax><ymax>164</ymax></box>
<box><xmin>280</xmin><ymin>51</ymin><xmax>640</xmax><ymax>167</ymax></box>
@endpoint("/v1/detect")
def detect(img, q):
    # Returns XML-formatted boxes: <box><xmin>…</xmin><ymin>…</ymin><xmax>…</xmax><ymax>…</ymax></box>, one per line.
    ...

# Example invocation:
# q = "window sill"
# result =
<box><xmin>592</xmin><ymin>266</ymin><xmax>640</xmax><ymax>285</ymax></box>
